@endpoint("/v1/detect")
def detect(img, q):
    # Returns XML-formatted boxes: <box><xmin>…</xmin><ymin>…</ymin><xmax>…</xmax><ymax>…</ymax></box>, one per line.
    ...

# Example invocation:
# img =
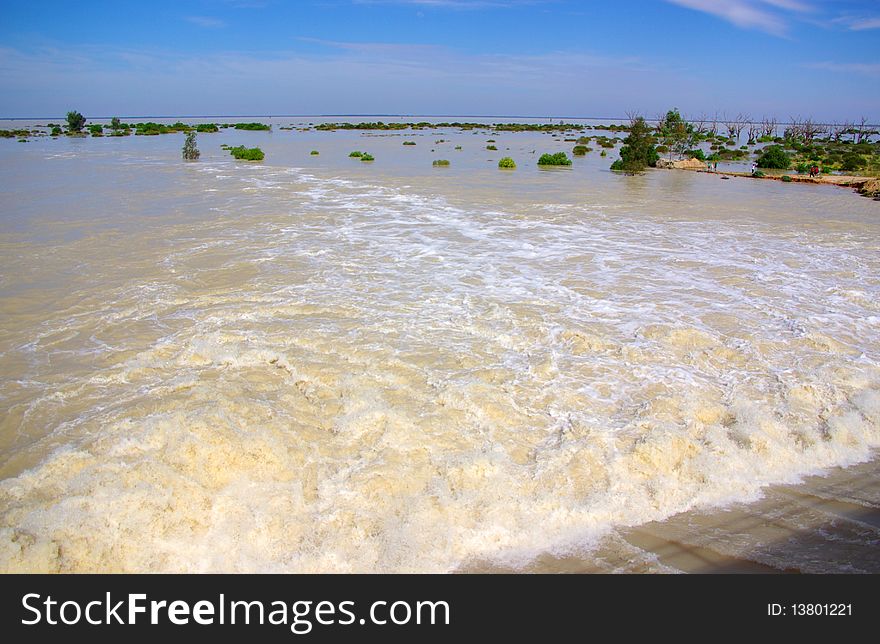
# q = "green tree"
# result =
<box><xmin>66</xmin><ymin>110</ymin><xmax>86</xmax><ymax>132</ymax></box>
<box><xmin>182</xmin><ymin>131</ymin><xmax>200</xmax><ymax>160</ymax></box>
<box><xmin>610</xmin><ymin>116</ymin><xmax>659</xmax><ymax>172</ymax></box>
<box><xmin>658</xmin><ymin>108</ymin><xmax>696</xmax><ymax>159</ymax></box>
<box><xmin>110</xmin><ymin>116</ymin><xmax>121</xmax><ymax>130</ymax></box>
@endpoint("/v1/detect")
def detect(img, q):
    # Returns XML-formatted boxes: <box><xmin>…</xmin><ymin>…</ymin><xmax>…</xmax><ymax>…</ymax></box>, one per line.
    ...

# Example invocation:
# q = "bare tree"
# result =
<box><xmin>724</xmin><ymin>113</ymin><xmax>748</xmax><ymax>141</ymax></box>
<box><xmin>690</xmin><ymin>112</ymin><xmax>709</xmax><ymax>135</ymax></box>
<box><xmin>800</xmin><ymin>117</ymin><xmax>826</xmax><ymax>142</ymax></box>
<box><xmin>855</xmin><ymin>116</ymin><xmax>869</xmax><ymax>144</ymax></box>
<box><xmin>709</xmin><ymin>111</ymin><xmax>719</xmax><ymax>136</ymax></box>
<box><xmin>760</xmin><ymin>116</ymin><xmax>777</xmax><ymax>139</ymax></box>
<box><xmin>829</xmin><ymin>121</ymin><xmax>849</xmax><ymax>143</ymax></box>
<box><xmin>747</xmin><ymin>120</ymin><xmax>759</xmax><ymax>143</ymax></box>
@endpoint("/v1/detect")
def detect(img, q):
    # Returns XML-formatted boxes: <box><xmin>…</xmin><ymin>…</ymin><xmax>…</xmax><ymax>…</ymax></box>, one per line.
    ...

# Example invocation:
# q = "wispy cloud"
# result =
<box><xmin>185</xmin><ymin>16</ymin><xmax>226</xmax><ymax>29</ymax></box>
<box><xmin>664</xmin><ymin>0</ymin><xmax>813</xmax><ymax>36</ymax></box>
<box><xmin>833</xmin><ymin>15</ymin><xmax>880</xmax><ymax>31</ymax></box>
<box><xmin>807</xmin><ymin>61</ymin><xmax>880</xmax><ymax>77</ymax></box>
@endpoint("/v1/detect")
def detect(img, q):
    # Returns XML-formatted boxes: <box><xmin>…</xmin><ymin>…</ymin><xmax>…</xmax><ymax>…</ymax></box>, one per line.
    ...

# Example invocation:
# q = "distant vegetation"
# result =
<box><xmin>361</xmin><ymin>153</ymin><xmax>375</xmax><ymax>162</ymax></box>
<box><xmin>196</xmin><ymin>123</ymin><xmax>219</xmax><ymax>133</ymax></box>
<box><xmin>433</xmin><ymin>159</ymin><xmax>450</xmax><ymax>166</ymax></box>
<box><xmin>182</xmin><ymin>132</ymin><xmax>200</xmax><ymax>160</ymax></box>
<box><xmin>234</xmin><ymin>122</ymin><xmax>271</xmax><ymax>131</ymax></box>
<box><xmin>487</xmin><ymin>145</ymin><xmax>498</xmax><ymax>151</ymax></box>
<box><xmin>349</xmin><ymin>151</ymin><xmax>364</xmax><ymax>157</ymax></box>
<box><xmin>310</xmin><ymin>150</ymin><xmax>319</xmax><ymax>155</ymax></box>
<box><xmin>572</xmin><ymin>145</ymin><xmax>590</xmax><ymax>156</ymax></box>
<box><xmin>89</xmin><ymin>124</ymin><xmax>103</xmax><ymax>136</ymax></box>
<box><xmin>403</xmin><ymin>141</ymin><xmax>416</xmax><ymax>145</ymax></box>
<box><xmin>537</xmin><ymin>152</ymin><xmax>572</xmax><ymax>166</ymax></box>
<box><xmin>498</xmin><ymin>157</ymin><xmax>516</xmax><ymax>169</ymax></box>
<box><xmin>228</xmin><ymin>145</ymin><xmax>264</xmax><ymax>161</ymax></box>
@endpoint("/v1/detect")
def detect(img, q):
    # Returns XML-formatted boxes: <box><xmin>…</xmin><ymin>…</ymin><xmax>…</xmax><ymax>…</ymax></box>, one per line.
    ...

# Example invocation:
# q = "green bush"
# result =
<box><xmin>537</xmin><ymin>152</ymin><xmax>572</xmax><ymax>166</ymax></box>
<box><xmin>685</xmin><ymin>148</ymin><xmax>705</xmax><ymax>161</ymax></box>
<box><xmin>752</xmin><ymin>170</ymin><xmax>765</xmax><ymax>178</ymax></box>
<box><xmin>498</xmin><ymin>157</ymin><xmax>516</xmax><ymax>169</ymax></box>
<box><xmin>229</xmin><ymin>146</ymin><xmax>264</xmax><ymax>161</ymax></box>
<box><xmin>89</xmin><ymin>124</ymin><xmax>103</xmax><ymax>135</ymax></box>
<box><xmin>840</xmin><ymin>153</ymin><xmax>864</xmax><ymax>172</ymax></box>
<box><xmin>349</xmin><ymin>151</ymin><xmax>363</xmax><ymax>157</ymax></box>
<box><xmin>576</xmin><ymin>136</ymin><xmax>591</xmax><ymax>144</ymax></box>
<box><xmin>455</xmin><ymin>145</ymin><xmax>462</xmax><ymax>150</ymax></box>
<box><xmin>196</xmin><ymin>123</ymin><xmax>219</xmax><ymax>133</ymax></box>
<box><xmin>600</xmin><ymin>150</ymin><xmax>607</xmax><ymax>157</ymax></box>
<box><xmin>487</xmin><ymin>145</ymin><xmax>498</xmax><ymax>151</ymax></box>
<box><xmin>781</xmin><ymin>175</ymin><xmax>793</xmax><ymax>182</ymax></box>
<box><xmin>310</xmin><ymin>150</ymin><xmax>319</xmax><ymax>155</ymax></box>
<box><xmin>572</xmin><ymin>145</ymin><xmax>589</xmax><ymax>156</ymax></box>
<box><xmin>110</xmin><ymin>117</ymin><xmax>121</xmax><ymax>130</ymax></box>
<box><xmin>234</xmin><ymin>122</ymin><xmax>271</xmax><ymax>131</ymax></box>
<box><xmin>403</xmin><ymin>141</ymin><xmax>416</xmax><ymax>146</ymax></box>
<box><xmin>361</xmin><ymin>153</ymin><xmax>374</xmax><ymax>162</ymax></box>
<box><xmin>756</xmin><ymin>145</ymin><xmax>790</xmax><ymax>169</ymax></box>
<box><xmin>795</xmin><ymin>162</ymin><xmax>811</xmax><ymax>174</ymax></box>
<box><xmin>51</xmin><ymin>126</ymin><xmax>62</xmax><ymax>136</ymax></box>
<box><xmin>432</xmin><ymin>159</ymin><xmax>450</xmax><ymax>166</ymax></box>
<box><xmin>66</xmin><ymin>110</ymin><xmax>86</xmax><ymax>132</ymax></box>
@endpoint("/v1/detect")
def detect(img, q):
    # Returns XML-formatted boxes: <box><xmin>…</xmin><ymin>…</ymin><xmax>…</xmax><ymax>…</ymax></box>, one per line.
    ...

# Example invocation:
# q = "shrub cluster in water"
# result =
<box><xmin>537</xmin><ymin>152</ymin><xmax>572</xmax><ymax>166</ymax></box>
<box><xmin>360</xmin><ymin>153</ymin><xmax>375</xmax><ymax>162</ymax></box>
<box><xmin>228</xmin><ymin>146</ymin><xmax>265</xmax><ymax>161</ymax></box>
<box><xmin>432</xmin><ymin>159</ymin><xmax>450</xmax><ymax>166</ymax></box>
<box><xmin>572</xmin><ymin>145</ymin><xmax>591</xmax><ymax>156</ymax></box>
<box><xmin>403</xmin><ymin>141</ymin><xmax>416</xmax><ymax>146</ymax></box>
<box><xmin>233</xmin><ymin>122</ymin><xmax>271</xmax><ymax>131</ymax></box>
<box><xmin>349</xmin><ymin>151</ymin><xmax>363</xmax><ymax>157</ymax></box>
<box><xmin>498</xmin><ymin>157</ymin><xmax>516</xmax><ymax>169</ymax></box>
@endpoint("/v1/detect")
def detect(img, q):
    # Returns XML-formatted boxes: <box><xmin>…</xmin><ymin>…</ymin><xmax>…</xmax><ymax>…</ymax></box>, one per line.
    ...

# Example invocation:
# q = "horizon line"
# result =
<box><xmin>1</xmin><ymin>114</ymin><xmax>877</xmax><ymax>127</ymax></box>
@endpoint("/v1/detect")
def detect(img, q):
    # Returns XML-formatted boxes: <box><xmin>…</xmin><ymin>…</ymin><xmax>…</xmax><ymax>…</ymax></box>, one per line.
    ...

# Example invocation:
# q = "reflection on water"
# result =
<box><xmin>0</xmin><ymin>121</ymin><xmax>878</xmax><ymax>572</ymax></box>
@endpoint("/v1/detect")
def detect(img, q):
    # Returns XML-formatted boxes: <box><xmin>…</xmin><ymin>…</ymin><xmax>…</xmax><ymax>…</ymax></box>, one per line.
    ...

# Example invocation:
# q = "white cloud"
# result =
<box><xmin>834</xmin><ymin>16</ymin><xmax>880</xmax><ymax>31</ymax></box>
<box><xmin>664</xmin><ymin>0</ymin><xmax>813</xmax><ymax>36</ymax></box>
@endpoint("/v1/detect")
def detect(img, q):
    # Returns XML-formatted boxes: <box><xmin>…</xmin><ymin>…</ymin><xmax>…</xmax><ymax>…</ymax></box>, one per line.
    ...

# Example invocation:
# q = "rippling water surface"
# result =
<box><xmin>1</xmin><ymin>119</ymin><xmax>878</xmax><ymax>571</ymax></box>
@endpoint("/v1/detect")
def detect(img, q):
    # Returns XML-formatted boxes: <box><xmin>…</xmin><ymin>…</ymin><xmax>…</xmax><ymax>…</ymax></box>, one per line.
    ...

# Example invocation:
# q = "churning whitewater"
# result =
<box><xmin>1</xmin><ymin>135</ymin><xmax>879</xmax><ymax>572</ymax></box>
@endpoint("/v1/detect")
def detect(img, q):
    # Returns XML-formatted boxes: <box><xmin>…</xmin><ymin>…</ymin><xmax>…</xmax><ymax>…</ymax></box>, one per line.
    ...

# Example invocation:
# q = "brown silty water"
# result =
<box><xmin>1</xmin><ymin>118</ymin><xmax>878</xmax><ymax>572</ymax></box>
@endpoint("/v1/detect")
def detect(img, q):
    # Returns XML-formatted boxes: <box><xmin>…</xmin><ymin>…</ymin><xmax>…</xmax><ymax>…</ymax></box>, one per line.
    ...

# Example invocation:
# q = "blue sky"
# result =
<box><xmin>0</xmin><ymin>0</ymin><xmax>878</xmax><ymax>120</ymax></box>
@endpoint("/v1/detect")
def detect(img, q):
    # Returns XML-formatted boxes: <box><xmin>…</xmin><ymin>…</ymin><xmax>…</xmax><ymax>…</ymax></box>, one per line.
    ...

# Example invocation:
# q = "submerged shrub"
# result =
<box><xmin>51</xmin><ymin>126</ymin><xmax>62</xmax><ymax>136</ymax></box>
<box><xmin>89</xmin><ymin>124</ymin><xmax>103</xmax><ymax>135</ymax></box>
<box><xmin>781</xmin><ymin>175</ymin><xmax>793</xmax><ymax>182</ymax></box>
<box><xmin>182</xmin><ymin>131</ymin><xmax>200</xmax><ymax>160</ymax></box>
<box><xmin>310</xmin><ymin>150</ymin><xmax>319</xmax><ymax>155</ymax></box>
<box><xmin>234</xmin><ymin>122</ymin><xmax>271</xmax><ymax>131</ymax></box>
<box><xmin>572</xmin><ymin>145</ymin><xmax>589</xmax><ymax>156</ymax></box>
<box><xmin>752</xmin><ymin>170</ymin><xmax>765</xmax><ymax>178</ymax></box>
<box><xmin>66</xmin><ymin>110</ymin><xmax>86</xmax><ymax>132</ymax></box>
<box><xmin>455</xmin><ymin>145</ymin><xmax>462</xmax><ymax>150</ymax></box>
<box><xmin>487</xmin><ymin>145</ymin><xmax>498</xmax><ymax>151</ymax></box>
<box><xmin>537</xmin><ymin>152</ymin><xmax>572</xmax><ymax>166</ymax></box>
<box><xmin>402</xmin><ymin>141</ymin><xmax>416</xmax><ymax>146</ymax></box>
<box><xmin>432</xmin><ymin>159</ymin><xmax>450</xmax><ymax>166</ymax></box>
<box><xmin>196</xmin><ymin>123</ymin><xmax>219</xmax><ymax>133</ymax></box>
<box><xmin>498</xmin><ymin>157</ymin><xmax>516</xmax><ymax>169</ymax></box>
<box><xmin>229</xmin><ymin>145</ymin><xmax>264</xmax><ymax>161</ymax></box>
<box><xmin>349</xmin><ymin>151</ymin><xmax>363</xmax><ymax>157</ymax></box>
<box><xmin>361</xmin><ymin>153</ymin><xmax>374</xmax><ymax>161</ymax></box>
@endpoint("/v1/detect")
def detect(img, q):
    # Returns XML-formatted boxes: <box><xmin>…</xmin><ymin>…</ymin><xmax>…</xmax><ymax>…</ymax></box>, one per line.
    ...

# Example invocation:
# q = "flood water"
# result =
<box><xmin>1</xmin><ymin>118</ymin><xmax>878</xmax><ymax>572</ymax></box>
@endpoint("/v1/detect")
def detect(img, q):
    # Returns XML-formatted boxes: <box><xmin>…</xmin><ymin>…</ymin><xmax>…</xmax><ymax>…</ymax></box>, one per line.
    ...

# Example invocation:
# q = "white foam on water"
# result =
<box><xmin>1</xmin><ymin>164</ymin><xmax>879</xmax><ymax>572</ymax></box>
